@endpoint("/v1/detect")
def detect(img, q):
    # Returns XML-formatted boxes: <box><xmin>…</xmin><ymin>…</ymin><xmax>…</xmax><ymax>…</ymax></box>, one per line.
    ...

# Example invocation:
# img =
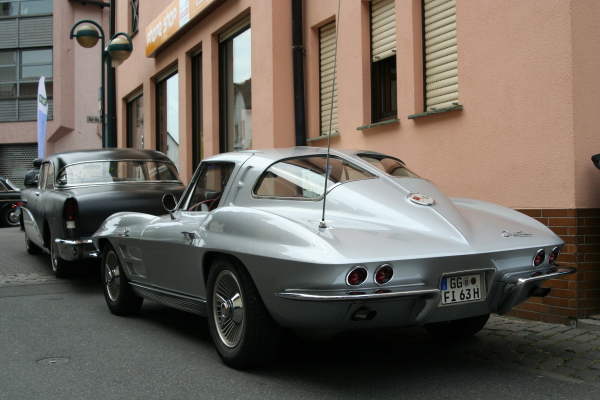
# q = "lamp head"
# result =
<box><xmin>74</xmin><ymin>24</ymin><xmax>100</xmax><ymax>48</ymax></box>
<box><xmin>107</xmin><ymin>35</ymin><xmax>133</xmax><ymax>64</ymax></box>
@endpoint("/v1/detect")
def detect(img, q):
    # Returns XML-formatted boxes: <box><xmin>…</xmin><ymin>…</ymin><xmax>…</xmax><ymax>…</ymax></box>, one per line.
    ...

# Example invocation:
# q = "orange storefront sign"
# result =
<box><xmin>146</xmin><ymin>0</ymin><xmax>215</xmax><ymax>57</ymax></box>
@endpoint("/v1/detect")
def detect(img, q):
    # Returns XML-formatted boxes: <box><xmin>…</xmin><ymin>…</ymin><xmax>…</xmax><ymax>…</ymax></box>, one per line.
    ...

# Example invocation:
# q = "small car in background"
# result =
<box><xmin>0</xmin><ymin>176</ymin><xmax>21</xmax><ymax>227</ymax></box>
<box><xmin>21</xmin><ymin>148</ymin><xmax>185</xmax><ymax>277</ymax></box>
<box><xmin>92</xmin><ymin>147</ymin><xmax>576</xmax><ymax>369</ymax></box>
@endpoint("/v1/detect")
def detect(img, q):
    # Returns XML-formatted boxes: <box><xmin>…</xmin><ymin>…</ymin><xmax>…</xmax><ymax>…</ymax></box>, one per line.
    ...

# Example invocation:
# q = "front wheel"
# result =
<box><xmin>1</xmin><ymin>206</ymin><xmax>19</xmax><ymax>227</ymax></box>
<box><xmin>424</xmin><ymin>314</ymin><xmax>490</xmax><ymax>339</ymax></box>
<box><xmin>102</xmin><ymin>242</ymin><xmax>143</xmax><ymax>316</ymax></box>
<box><xmin>207</xmin><ymin>256</ymin><xmax>282</xmax><ymax>369</ymax></box>
<box><xmin>50</xmin><ymin>236</ymin><xmax>74</xmax><ymax>278</ymax></box>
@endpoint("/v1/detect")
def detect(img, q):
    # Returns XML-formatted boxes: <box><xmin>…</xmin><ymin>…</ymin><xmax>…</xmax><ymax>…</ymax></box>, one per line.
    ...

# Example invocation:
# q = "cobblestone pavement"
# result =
<box><xmin>2</xmin><ymin>226</ymin><xmax>600</xmax><ymax>386</ymax></box>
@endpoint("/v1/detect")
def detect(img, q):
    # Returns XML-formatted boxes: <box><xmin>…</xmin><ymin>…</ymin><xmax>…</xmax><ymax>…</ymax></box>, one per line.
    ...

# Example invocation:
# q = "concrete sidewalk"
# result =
<box><xmin>1</xmin><ymin>225</ymin><xmax>600</xmax><ymax>384</ymax></box>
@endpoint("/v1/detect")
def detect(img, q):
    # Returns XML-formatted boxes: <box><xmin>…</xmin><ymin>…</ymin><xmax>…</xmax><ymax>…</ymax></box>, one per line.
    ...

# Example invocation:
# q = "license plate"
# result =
<box><xmin>441</xmin><ymin>274</ymin><xmax>483</xmax><ymax>305</ymax></box>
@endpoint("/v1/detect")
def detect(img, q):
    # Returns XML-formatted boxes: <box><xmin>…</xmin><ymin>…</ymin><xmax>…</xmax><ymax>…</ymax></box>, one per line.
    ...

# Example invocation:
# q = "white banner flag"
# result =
<box><xmin>37</xmin><ymin>76</ymin><xmax>48</xmax><ymax>158</ymax></box>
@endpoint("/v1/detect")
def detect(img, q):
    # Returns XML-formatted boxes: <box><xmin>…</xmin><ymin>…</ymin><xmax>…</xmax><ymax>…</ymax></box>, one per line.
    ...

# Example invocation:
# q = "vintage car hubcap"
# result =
<box><xmin>7</xmin><ymin>210</ymin><xmax>19</xmax><ymax>225</ymax></box>
<box><xmin>104</xmin><ymin>251</ymin><xmax>121</xmax><ymax>302</ymax></box>
<box><xmin>213</xmin><ymin>271</ymin><xmax>244</xmax><ymax>348</ymax></box>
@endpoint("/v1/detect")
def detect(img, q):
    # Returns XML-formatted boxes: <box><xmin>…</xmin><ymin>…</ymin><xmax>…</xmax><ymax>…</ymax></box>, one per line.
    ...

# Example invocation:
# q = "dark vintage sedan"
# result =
<box><xmin>0</xmin><ymin>176</ymin><xmax>21</xmax><ymax>227</ymax></box>
<box><xmin>21</xmin><ymin>148</ymin><xmax>185</xmax><ymax>277</ymax></box>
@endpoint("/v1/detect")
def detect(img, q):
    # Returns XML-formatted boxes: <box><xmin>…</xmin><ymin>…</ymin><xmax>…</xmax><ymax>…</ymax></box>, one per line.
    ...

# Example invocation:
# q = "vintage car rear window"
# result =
<box><xmin>56</xmin><ymin>161</ymin><xmax>181</xmax><ymax>186</ymax></box>
<box><xmin>254</xmin><ymin>156</ymin><xmax>375</xmax><ymax>199</ymax></box>
<box><xmin>357</xmin><ymin>154</ymin><xmax>421</xmax><ymax>178</ymax></box>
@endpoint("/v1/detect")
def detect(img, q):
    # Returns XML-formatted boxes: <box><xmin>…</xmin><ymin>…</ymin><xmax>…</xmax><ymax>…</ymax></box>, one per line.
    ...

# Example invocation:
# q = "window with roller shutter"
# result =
<box><xmin>319</xmin><ymin>21</ymin><xmax>338</xmax><ymax>136</ymax></box>
<box><xmin>371</xmin><ymin>0</ymin><xmax>397</xmax><ymax>122</ymax></box>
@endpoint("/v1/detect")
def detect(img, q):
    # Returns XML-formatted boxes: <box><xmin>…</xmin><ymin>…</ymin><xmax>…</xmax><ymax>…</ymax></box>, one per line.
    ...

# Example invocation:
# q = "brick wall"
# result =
<box><xmin>507</xmin><ymin>209</ymin><xmax>600</xmax><ymax>325</ymax></box>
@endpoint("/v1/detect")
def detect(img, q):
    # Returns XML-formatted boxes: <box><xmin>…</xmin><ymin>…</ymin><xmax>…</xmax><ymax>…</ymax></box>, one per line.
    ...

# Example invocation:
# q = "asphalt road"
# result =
<box><xmin>2</xmin><ymin>226</ymin><xmax>600</xmax><ymax>399</ymax></box>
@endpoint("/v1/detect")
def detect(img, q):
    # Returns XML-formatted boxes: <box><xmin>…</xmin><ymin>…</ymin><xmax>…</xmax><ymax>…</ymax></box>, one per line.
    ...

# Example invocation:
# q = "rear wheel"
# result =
<box><xmin>207</xmin><ymin>256</ymin><xmax>282</xmax><ymax>369</ymax></box>
<box><xmin>25</xmin><ymin>233</ymin><xmax>43</xmax><ymax>255</ymax></box>
<box><xmin>102</xmin><ymin>242</ymin><xmax>143</xmax><ymax>315</ymax></box>
<box><xmin>1</xmin><ymin>206</ymin><xmax>19</xmax><ymax>227</ymax></box>
<box><xmin>424</xmin><ymin>314</ymin><xmax>490</xmax><ymax>339</ymax></box>
<box><xmin>50</xmin><ymin>236</ymin><xmax>74</xmax><ymax>278</ymax></box>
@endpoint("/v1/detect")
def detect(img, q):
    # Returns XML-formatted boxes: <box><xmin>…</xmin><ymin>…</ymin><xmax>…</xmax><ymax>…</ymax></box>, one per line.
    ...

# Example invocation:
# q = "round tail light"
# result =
<box><xmin>548</xmin><ymin>247</ymin><xmax>560</xmax><ymax>265</ymax></box>
<box><xmin>533</xmin><ymin>249</ymin><xmax>546</xmax><ymax>267</ymax></box>
<box><xmin>346</xmin><ymin>266</ymin><xmax>368</xmax><ymax>286</ymax></box>
<box><xmin>374</xmin><ymin>264</ymin><xmax>394</xmax><ymax>285</ymax></box>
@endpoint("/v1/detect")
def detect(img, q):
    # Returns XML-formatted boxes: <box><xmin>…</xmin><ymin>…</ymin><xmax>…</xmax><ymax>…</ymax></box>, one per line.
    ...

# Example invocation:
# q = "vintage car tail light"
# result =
<box><xmin>346</xmin><ymin>266</ymin><xmax>368</xmax><ymax>286</ymax></box>
<box><xmin>533</xmin><ymin>249</ymin><xmax>546</xmax><ymax>267</ymax></box>
<box><xmin>374</xmin><ymin>264</ymin><xmax>394</xmax><ymax>285</ymax></box>
<box><xmin>548</xmin><ymin>247</ymin><xmax>560</xmax><ymax>265</ymax></box>
<box><xmin>64</xmin><ymin>198</ymin><xmax>78</xmax><ymax>239</ymax></box>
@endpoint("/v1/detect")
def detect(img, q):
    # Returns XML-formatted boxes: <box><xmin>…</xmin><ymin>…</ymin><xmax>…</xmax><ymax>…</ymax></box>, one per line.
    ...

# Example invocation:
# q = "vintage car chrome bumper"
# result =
<box><xmin>271</xmin><ymin>266</ymin><xmax>577</xmax><ymax>330</ymax></box>
<box><xmin>54</xmin><ymin>238</ymin><xmax>100</xmax><ymax>261</ymax></box>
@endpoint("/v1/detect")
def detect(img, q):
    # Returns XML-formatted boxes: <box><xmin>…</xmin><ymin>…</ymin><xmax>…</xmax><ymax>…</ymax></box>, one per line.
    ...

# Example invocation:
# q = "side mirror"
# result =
<box><xmin>162</xmin><ymin>194</ymin><xmax>178</xmax><ymax>220</ymax></box>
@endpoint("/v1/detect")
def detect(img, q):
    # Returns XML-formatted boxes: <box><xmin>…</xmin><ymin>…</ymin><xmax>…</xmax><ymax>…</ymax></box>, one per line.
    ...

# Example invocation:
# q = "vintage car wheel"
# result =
<box><xmin>25</xmin><ymin>233</ymin><xmax>43</xmax><ymax>255</ymax></box>
<box><xmin>207</xmin><ymin>257</ymin><xmax>282</xmax><ymax>369</ymax></box>
<box><xmin>50</xmin><ymin>236</ymin><xmax>74</xmax><ymax>278</ymax></box>
<box><xmin>1</xmin><ymin>207</ymin><xmax>19</xmax><ymax>227</ymax></box>
<box><xmin>424</xmin><ymin>314</ymin><xmax>490</xmax><ymax>339</ymax></box>
<box><xmin>102</xmin><ymin>242</ymin><xmax>143</xmax><ymax>316</ymax></box>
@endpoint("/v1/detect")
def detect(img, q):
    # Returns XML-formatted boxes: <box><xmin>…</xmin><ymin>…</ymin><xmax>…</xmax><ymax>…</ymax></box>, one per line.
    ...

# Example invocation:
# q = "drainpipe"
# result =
<box><xmin>107</xmin><ymin>0</ymin><xmax>117</xmax><ymax>147</ymax></box>
<box><xmin>292</xmin><ymin>0</ymin><xmax>306</xmax><ymax>146</ymax></box>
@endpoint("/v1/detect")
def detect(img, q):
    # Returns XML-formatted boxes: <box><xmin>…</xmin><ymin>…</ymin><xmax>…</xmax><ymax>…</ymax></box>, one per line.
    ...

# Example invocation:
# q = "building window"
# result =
<box><xmin>192</xmin><ymin>52</ymin><xmax>202</xmax><ymax>169</ymax></box>
<box><xmin>156</xmin><ymin>71</ymin><xmax>179</xmax><ymax>171</ymax></box>
<box><xmin>0</xmin><ymin>48</ymin><xmax>53</xmax><ymax>122</ymax></box>
<box><xmin>130</xmin><ymin>0</ymin><xmax>139</xmax><ymax>34</ymax></box>
<box><xmin>371</xmin><ymin>0</ymin><xmax>397</xmax><ymax>122</ymax></box>
<box><xmin>219</xmin><ymin>16</ymin><xmax>251</xmax><ymax>152</ymax></box>
<box><xmin>423</xmin><ymin>0</ymin><xmax>458</xmax><ymax>111</ymax></box>
<box><xmin>127</xmin><ymin>93</ymin><xmax>143</xmax><ymax>148</ymax></box>
<box><xmin>319</xmin><ymin>21</ymin><xmax>337</xmax><ymax>136</ymax></box>
<box><xmin>1</xmin><ymin>0</ymin><xmax>53</xmax><ymax>17</ymax></box>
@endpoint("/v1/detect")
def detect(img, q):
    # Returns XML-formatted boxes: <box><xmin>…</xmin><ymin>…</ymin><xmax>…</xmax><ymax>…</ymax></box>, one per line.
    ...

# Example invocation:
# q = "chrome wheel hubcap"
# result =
<box><xmin>104</xmin><ymin>250</ymin><xmax>120</xmax><ymax>302</ymax></box>
<box><xmin>213</xmin><ymin>270</ymin><xmax>244</xmax><ymax>348</ymax></box>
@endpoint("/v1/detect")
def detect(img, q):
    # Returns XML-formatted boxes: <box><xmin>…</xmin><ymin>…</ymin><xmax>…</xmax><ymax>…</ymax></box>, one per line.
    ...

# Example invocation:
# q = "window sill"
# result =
<box><xmin>357</xmin><ymin>118</ymin><xmax>400</xmax><ymax>131</ymax></box>
<box><xmin>408</xmin><ymin>105</ymin><xmax>462</xmax><ymax>119</ymax></box>
<box><xmin>306</xmin><ymin>133</ymin><xmax>340</xmax><ymax>143</ymax></box>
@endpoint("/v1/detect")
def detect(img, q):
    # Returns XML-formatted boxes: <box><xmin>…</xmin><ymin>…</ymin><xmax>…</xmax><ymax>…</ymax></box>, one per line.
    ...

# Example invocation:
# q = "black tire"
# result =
<box><xmin>1</xmin><ymin>206</ymin><xmax>19</xmax><ymax>227</ymax></box>
<box><xmin>50</xmin><ymin>236</ymin><xmax>74</xmax><ymax>278</ymax></box>
<box><xmin>424</xmin><ymin>314</ymin><xmax>490</xmax><ymax>339</ymax></box>
<box><xmin>207</xmin><ymin>256</ymin><xmax>282</xmax><ymax>369</ymax></box>
<box><xmin>102</xmin><ymin>242</ymin><xmax>143</xmax><ymax>316</ymax></box>
<box><xmin>25</xmin><ymin>233</ymin><xmax>43</xmax><ymax>255</ymax></box>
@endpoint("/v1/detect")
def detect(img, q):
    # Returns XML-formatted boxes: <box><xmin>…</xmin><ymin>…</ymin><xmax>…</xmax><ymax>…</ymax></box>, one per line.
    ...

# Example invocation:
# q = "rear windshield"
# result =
<box><xmin>254</xmin><ymin>155</ymin><xmax>375</xmax><ymax>199</ymax></box>
<box><xmin>357</xmin><ymin>154</ymin><xmax>421</xmax><ymax>178</ymax></box>
<box><xmin>57</xmin><ymin>160</ymin><xmax>181</xmax><ymax>186</ymax></box>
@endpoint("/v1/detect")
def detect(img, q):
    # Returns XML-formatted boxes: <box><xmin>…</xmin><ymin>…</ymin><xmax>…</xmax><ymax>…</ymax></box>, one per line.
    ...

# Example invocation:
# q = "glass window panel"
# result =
<box><xmin>22</xmin><ymin>49</ymin><xmax>52</xmax><ymax>65</ymax></box>
<box><xmin>221</xmin><ymin>27</ymin><xmax>252</xmax><ymax>152</ymax></box>
<box><xmin>0</xmin><ymin>83</ymin><xmax>17</xmax><ymax>98</ymax></box>
<box><xmin>0</xmin><ymin>51</ymin><xmax>16</xmax><ymax>66</ymax></box>
<box><xmin>19</xmin><ymin>0</ymin><xmax>52</xmax><ymax>15</ymax></box>
<box><xmin>0</xmin><ymin>1</ymin><xmax>17</xmax><ymax>16</ymax></box>
<box><xmin>20</xmin><ymin>81</ymin><xmax>53</xmax><ymax>97</ymax></box>
<box><xmin>21</xmin><ymin>65</ymin><xmax>52</xmax><ymax>79</ymax></box>
<box><xmin>0</xmin><ymin>66</ymin><xmax>16</xmax><ymax>81</ymax></box>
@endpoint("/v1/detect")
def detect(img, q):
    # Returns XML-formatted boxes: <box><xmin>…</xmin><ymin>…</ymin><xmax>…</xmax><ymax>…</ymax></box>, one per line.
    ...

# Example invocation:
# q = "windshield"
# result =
<box><xmin>254</xmin><ymin>155</ymin><xmax>376</xmax><ymax>199</ymax></box>
<box><xmin>56</xmin><ymin>160</ymin><xmax>181</xmax><ymax>186</ymax></box>
<box><xmin>357</xmin><ymin>154</ymin><xmax>421</xmax><ymax>178</ymax></box>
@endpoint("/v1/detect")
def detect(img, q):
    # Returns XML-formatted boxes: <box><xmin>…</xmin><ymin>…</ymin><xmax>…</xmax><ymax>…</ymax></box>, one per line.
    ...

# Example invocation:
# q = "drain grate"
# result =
<box><xmin>37</xmin><ymin>357</ymin><xmax>70</xmax><ymax>365</ymax></box>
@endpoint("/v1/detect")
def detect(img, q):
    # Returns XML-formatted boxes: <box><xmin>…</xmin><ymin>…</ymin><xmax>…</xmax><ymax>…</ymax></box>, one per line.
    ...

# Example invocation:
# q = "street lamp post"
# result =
<box><xmin>69</xmin><ymin>20</ymin><xmax>133</xmax><ymax>148</ymax></box>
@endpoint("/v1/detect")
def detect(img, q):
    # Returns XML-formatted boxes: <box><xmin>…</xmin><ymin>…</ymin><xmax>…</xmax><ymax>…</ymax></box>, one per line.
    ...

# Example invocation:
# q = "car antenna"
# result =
<box><xmin>319</xmin><ymin>0</ymin><xmax>341</xmax><ymax>229</ymax></box>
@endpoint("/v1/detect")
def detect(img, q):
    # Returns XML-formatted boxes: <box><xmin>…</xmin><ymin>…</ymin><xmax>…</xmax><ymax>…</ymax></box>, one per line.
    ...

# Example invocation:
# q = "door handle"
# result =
<box><xmin>181</xmin><ymin>231</ymin><xmax>198</xmax><ymax>241</ymax></box>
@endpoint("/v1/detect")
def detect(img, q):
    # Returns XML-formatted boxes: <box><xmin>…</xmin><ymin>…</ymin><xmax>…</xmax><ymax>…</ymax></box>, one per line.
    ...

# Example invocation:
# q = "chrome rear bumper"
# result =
<box><xmin>55</xmin><ymin>238</ymin><xmax>100</xmax><ymax>261</ymax></box>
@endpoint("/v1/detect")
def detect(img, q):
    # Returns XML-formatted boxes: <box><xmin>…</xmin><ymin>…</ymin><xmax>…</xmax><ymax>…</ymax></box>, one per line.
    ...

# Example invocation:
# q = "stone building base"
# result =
<box><xmin>506</xmin><ymin>209</ymin><xmax>600</xmax><ymax>325</ymax></box>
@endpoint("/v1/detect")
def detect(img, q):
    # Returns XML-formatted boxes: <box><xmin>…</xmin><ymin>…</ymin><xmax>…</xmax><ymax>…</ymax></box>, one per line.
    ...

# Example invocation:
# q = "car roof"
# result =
<box><xmin>43</xmin><ymin>148</ymin><xmax>174</xmax><ymax>170</ymax></box>
<box><xmin>205</xmin><ymin>147</ymin><xmax>392</xmax><ymax>163</ymax></box>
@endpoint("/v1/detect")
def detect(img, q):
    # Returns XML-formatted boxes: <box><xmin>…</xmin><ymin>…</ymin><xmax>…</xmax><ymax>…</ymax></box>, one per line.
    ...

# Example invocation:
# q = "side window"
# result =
<box><xmin>38</xmin><ymin>164</ymin><xmax>48</xmax><ymax>189</ymax></box>
<box><xmin>44</xmin><ymin>163</ymin><xmax>54</xmax><ymax>189</ymax></box>
<box><xmin>185</xmin><ymin>163</ymin><xmax>235</xmax><ymax>211</ymax></box>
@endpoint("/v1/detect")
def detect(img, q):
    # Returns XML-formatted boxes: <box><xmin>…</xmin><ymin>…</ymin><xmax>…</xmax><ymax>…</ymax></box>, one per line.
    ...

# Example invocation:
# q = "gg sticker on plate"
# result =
<box><xmin>407</xmin><ymin>193</ymin><xmax>435</xmax><ymax>206</ymax></box>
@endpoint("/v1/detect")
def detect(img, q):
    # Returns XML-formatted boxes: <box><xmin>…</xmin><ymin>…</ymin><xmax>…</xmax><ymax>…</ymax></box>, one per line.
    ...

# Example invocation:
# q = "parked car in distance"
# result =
<box><xmin>92</xmin><ymin>147</ymin><xmax>576</xmax><ymax>369</ymax></box>
<box><xmin>0</xmin><ymin>176</ymin><xmax>21</xmax><ymax>227</ymax></box>
<box><xmin>21</xmin><ymin>148</ymin><xmax>185</xmax><ymax>277</ymax></box>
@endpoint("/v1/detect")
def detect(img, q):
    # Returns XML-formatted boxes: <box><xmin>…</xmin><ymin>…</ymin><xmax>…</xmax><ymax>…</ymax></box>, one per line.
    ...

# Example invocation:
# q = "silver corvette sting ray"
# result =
<box><xmin>92</xmin><ymin>147</ymin><xmax>576</xmax><ymax>369</ymax></box>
